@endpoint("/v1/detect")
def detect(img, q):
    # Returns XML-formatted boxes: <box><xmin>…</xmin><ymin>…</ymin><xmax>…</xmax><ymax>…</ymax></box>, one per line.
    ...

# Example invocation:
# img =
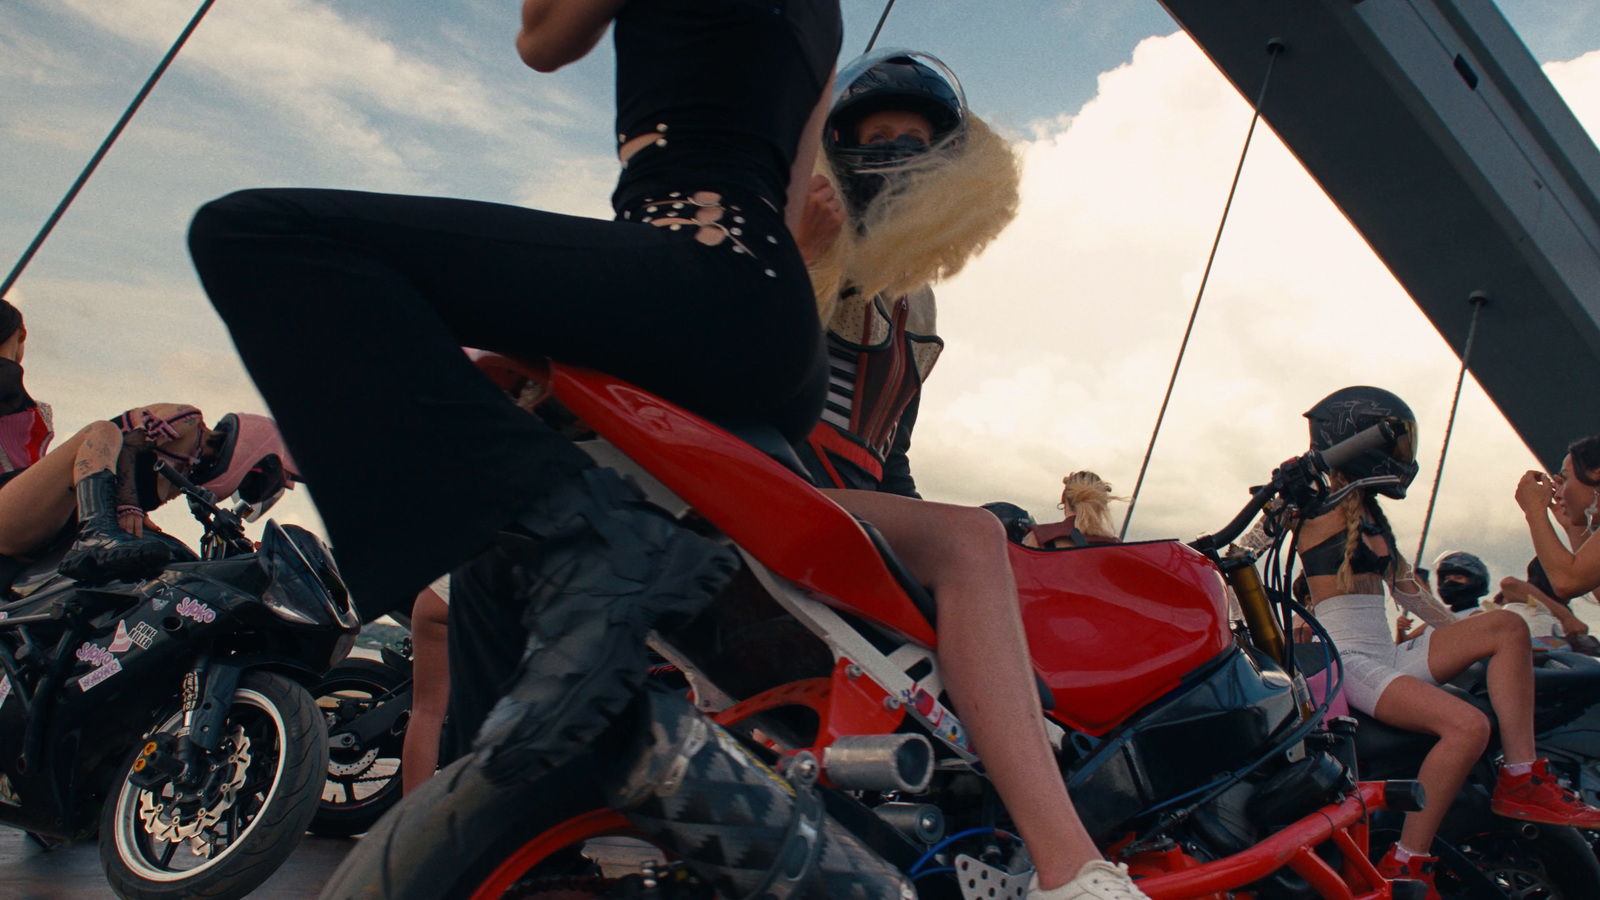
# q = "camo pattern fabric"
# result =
<box><xmin>605</xmin><ymin>687</ymin><xmax>914</xmax><ymax>900</ymax></box>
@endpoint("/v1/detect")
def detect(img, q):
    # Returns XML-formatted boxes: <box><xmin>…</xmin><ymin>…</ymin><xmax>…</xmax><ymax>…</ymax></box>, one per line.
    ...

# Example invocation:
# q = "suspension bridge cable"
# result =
<box><xmin>1119</xmin><ymin>41</ymin><xmax>1283</xmax><ymax>540</ymax></box>
<box><xmin>864</xmin><ymin>0</ymin><xmax>899</xmax><ymax>52</ymax></box>
<box><xmin>1414</xmin><ymin>293</ymin><xmax>1487</xmax><ymax>566</ymax></box>
<box><xmin>0</xmin><ymin>0</ymin><xmax>218</xmax><ymax>301</ymax></box>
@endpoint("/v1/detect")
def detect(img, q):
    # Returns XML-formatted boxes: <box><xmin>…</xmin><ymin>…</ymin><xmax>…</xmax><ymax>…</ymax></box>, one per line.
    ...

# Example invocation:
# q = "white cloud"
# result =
<box><xmin>50</xmin><ymin>0</ymin><xmax>598</xmax><ymax>188</ymax></box>
<box><xmin>910</xmin><ymin>32</ymin><xmax>1574</xmax><ymax>599</ymax></box>
<box><xmin>1546</xmin><ymin>48</ymin><xmax>1600</xmax><ymax>141</ymax></box>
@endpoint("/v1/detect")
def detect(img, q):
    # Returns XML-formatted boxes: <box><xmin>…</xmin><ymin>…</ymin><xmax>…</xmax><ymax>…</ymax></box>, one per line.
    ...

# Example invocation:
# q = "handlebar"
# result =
<box><xmin>1192</xmin><ymin>421</ymin><xmax>1399</xmax><ymax>554</ymax></box>
<box><xmin>1314</xmin><ymin>420</ymin><xmax>1396</xmax><ymax>473</ymax></box>
<box><xmin>154</xmin><ymin>461</ymin><xmax>251</xmax><ymax>553</ymax></box>
<box><xmin>153</xmin><ymin>459</ymin><xmax>206</xmax><ymax>497</ymax></box>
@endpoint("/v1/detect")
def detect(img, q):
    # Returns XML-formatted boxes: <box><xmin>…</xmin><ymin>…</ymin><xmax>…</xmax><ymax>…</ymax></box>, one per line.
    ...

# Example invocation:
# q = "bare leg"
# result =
<box><xmin>824</xmin><ymin>490</ymin><xmax>1099</xmax><ymax>889</ymax></box>
<box><xmin>1371</xmin><ymin>676</ymin><xmax>1491</xmax><ymax>852</ymax></box>
<box><xmin>403</xmin><ymin>586</ymin><xmax>451</xmax><ymax>794</ymax></box>
<box><xmin>0</xmin><ymin>421</ymin><xmax>121</xmax><ymax>556</ymax></box>
<box><xmin>1426</xmin><ymin>610</ymin><xmax>1536</xmax><ymax>761</ymax></box>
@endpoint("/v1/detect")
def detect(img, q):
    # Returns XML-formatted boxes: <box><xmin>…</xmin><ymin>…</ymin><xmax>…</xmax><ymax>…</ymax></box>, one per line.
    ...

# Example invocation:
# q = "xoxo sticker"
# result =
<box><xmin>176</xmin><ymin>597</ymin><xmax>216</xmax><ymax>624</ymax></box>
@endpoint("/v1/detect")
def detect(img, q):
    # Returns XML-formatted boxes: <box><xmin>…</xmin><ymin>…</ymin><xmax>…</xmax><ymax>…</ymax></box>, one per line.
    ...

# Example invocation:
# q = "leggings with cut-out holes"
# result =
<box><xmin>188</xmin><ymin>186</ymin><xmax>825</xmax><ymax>617</ymax></box>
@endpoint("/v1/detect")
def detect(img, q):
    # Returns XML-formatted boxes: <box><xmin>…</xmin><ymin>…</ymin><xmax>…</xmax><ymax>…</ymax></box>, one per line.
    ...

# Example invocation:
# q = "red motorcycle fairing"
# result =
<box><xmin>1011</xmin><ymin>542</ymin><xmax>1231</xmax><ymax>736</ymax></box>
<box><xmin>540</xmin><ymin>362</ymin><xmax>939</xmax><ymax>648</ymax></box>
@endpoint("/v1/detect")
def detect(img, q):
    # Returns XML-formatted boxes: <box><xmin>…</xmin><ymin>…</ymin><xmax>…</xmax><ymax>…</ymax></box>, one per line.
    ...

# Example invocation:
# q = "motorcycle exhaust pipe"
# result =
<box><xmin>603</xmin><ymin>687</ymin><xmax>915</xmax><ymax>900</ymax></box>
<box><xmin>872</xmin><ymin>802</ymin><xmax>945</xmax><ymax>845</ymax></box>
<box><xmin>824</xmin><ymin>735</ymin><xmax>934</xmax><ymax>793</ymax></box>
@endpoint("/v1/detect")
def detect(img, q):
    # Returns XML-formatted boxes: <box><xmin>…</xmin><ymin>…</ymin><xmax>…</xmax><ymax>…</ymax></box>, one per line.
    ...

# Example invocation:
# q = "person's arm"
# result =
<box><xmin>1503</xmin><ymin>575</ymin><xmax>1589</xmax><ymax>635</ymax></box>
<box><xmin>1389</xmin><ymin>565</ymin><xmax>1458</xmax><ymax>630</ymax></box>
<box><xmin>878</xmin><ymin>395</ymin><xmax>921</xmax><ymax>500</ymax></box>
<box><xmin>795</xmin><ymin>174</ymin><xmax>845</xmax><ymax>267</ymax></box>
<box><xmin>1518</xmin><ymin>470</ymin><xmax>1600</xmax><ymax>598</ymax></box>
<box><xmin>516</xmin><ymin>0</ymin><xmax>630</xmax><ymax>73</ymax></box>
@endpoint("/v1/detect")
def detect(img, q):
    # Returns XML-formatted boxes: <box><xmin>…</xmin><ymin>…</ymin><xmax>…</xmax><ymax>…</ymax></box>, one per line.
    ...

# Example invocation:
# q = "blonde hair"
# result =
<box><xmin>1326</xmin><ymin>473</ymin><xmax>1405</xmax><ymax>595</ymax></box>
<box><xmin>1060</xmin><ymin>471</ymin><xmax>1125</xmax><ymax>539</ymax></box>
<box><xmin>811</xmin><ymin>113</ymin><xmax>1021</xmax><ymax>322</ymax></box>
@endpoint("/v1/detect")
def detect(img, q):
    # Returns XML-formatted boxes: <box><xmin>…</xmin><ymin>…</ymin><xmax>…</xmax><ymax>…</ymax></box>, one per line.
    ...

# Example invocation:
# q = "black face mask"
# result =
<box><xmin>837</xmin><ymin>135</ymin><xmax>933</xmax><ymax>215</ymax></box>
<box><xmin>1438</xmin><ymin>580</ymin><xmax>1486</xmax><ymax>612</ymax></box>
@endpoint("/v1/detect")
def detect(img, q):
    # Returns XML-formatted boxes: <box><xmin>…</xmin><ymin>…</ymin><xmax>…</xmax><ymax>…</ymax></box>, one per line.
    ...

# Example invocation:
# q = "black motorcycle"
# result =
<box><xmin>0</xmin><ymin>461</ymin><xmax>359</xmax><ymax>899</ymax></box>
<box><xmin>1293</xmin><ymin>644</ymin><xmax>1600</xmax><ymax>898</ymax></box>
<box><xmin>311</xmin><ymin>635</ymin><xmax>412</xmax><ymax>837</ymax></box>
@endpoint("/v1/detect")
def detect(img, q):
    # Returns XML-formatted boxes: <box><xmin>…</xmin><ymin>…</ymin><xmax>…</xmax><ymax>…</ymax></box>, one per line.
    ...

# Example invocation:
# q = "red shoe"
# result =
<box><xmin>1376</xmin><ymin>846</ymin><xmax>1441</xmax><ymax>900</ymax></box>
<box><xmin>1491</xmin><ymin>759</ymin><xmax>1600</xmax><ymax>828</ymax></box>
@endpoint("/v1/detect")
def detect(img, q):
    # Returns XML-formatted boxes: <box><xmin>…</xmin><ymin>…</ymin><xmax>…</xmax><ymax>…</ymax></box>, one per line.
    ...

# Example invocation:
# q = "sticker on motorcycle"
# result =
<box><xmin>128</xmin><ymin>621</ymin><xmax>157</xmax><ymax>650</ymax></box>
<box><xmin>902</xmin><ymin>683</ymin><xmax>980</xmax><ymax>763</ymax></box>
<box><xmin>0</xmin><ymin>773</ymin><xmax>18</xmax><ymax>806</ymax></box>
<box><xmin>176</xmin><ymin>597</ymin><xmax>216</xmax><ymax>624</ymax></box>
<box><xmin>77</xmin><ymin>642</ymin><xmax>116</xmax><ymax>668</ymax></box>
<box><xmin>151</xmin><ymin>597</ymin><xmax>169</xmax><ymax>611</ymax></box>
<box><xmin>79</xmin><ymin>658</ymin><xmax>122</xmax><ymax>692</ymax></box>
<box><xmin>0</xmin><ymin>676</ymin><xmax>10</xmax><ymax>713</ymax></box>
<box><xmin>107</xmin><ymin>620</ymin><xmax>157</xmax><ymax>653</ymax></box>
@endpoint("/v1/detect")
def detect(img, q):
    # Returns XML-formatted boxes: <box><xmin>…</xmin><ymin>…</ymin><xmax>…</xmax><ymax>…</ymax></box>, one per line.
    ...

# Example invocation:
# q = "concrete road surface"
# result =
<box><xmin>0</xmin><ymin>827</ymin><xmax>351</xmax><ymax>899</ymax></box>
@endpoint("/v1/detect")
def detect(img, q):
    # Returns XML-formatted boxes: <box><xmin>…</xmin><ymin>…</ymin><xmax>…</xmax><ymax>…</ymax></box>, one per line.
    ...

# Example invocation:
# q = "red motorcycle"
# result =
<box><xmin>321</xmin><ymin>357</ymin><xmax>1415</xmax><ymax>900</ymax></box>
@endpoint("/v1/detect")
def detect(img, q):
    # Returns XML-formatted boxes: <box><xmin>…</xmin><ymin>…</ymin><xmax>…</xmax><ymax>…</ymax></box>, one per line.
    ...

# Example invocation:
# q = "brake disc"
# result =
<box><xmin>136</xmin><ymin>725</ymin><xmax>252</xmax><ymax>856</ymax></box>
<box><xmin>328</xmin><ymin>746</ymin><xmax>380</xmax><ymax>777</ymax></box>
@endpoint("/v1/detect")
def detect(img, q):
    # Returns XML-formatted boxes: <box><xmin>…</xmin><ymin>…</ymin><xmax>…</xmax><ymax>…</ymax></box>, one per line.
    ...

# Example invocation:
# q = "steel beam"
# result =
<box><xmin>1159</xmin><ymin>0</ymin><xmax>1600</xmax><ymax>468</ymax></box>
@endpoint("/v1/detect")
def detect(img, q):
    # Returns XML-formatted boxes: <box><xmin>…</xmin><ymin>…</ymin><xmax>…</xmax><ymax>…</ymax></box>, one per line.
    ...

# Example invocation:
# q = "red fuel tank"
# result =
<box><xmin>1012</xmin><ymin>542</ymin><xmax>1230</xmax><ymax>736</ymax></box>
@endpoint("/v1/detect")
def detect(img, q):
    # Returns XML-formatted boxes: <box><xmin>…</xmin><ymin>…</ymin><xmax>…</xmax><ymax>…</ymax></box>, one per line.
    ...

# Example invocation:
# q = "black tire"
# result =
<box><xmin>311</xmin><ymin>657</ymin><xmax>408</xmax><ymax>837</ymax></box>
<box><xmin>98</xmin><ymin>670</ymin><xmax>329</xmax><ymax>900</ymax></box>
<box><xmin>1454</xmin><ymin>822</ymin><xmax>1600</xmax><ymax>900</ymax></box>
<box><xmin>1373</xmin><ymin>818</ymin><xmax>1600</xmax><ymax>899</ymax></box>
<box><xmin>320</xmin><ymin>754</ymin><xmax>627</xmax><ymax>900</ymax></box>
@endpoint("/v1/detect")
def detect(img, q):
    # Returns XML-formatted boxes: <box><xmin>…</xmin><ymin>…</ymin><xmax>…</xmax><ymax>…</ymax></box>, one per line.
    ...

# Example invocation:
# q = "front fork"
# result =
<box><xmin>129</xmin><ymin>649</ymin><xmax>241</xmax><ymax>792</ymax></box>
<box><xmin>1222</xmin><ymin>553</ymin><xmax>1316</xmax><ymax>720</ymax></box>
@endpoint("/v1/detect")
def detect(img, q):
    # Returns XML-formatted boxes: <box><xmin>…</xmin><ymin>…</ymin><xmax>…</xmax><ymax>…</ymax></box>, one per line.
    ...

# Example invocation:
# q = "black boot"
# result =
<box><xmin>59</xmin><ymin>471</ymin><xmax>170</xmax><ymax>582</ymax></box>
<box><xmin>474</xmin><ymin>465</ymin><xmax>740</xmax><ymax>785</ymax></box>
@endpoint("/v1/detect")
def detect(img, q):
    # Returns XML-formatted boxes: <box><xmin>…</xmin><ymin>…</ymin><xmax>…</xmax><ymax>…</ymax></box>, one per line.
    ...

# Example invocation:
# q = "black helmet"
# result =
<box><xmin>1433</xmin><ymin>550</ymin><xmax>1490</xmax><ymax>612</ymax></box>
<box><xmin>981</xmin><ymin>501</ymin><xmax>1036</xmax><ymax>544</ymax></box>
<box><xmin>1304</xmin><ymin>386</ymin><xmax>1420</xmax><ymax>499</ymax></box>
<box><xmin>826</xmin><ymin>49</ymin><xmax>968</xmax><ymax>214</ymax></box>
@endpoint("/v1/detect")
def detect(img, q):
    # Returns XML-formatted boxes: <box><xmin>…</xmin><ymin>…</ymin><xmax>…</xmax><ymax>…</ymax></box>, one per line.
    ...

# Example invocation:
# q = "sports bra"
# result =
<box><xmin>611</xmin><ymin>0</ymin><xmax>843</xmax><ymax>210</ymax></box>
<box><xmin>1299</xmin><ymin>520</ymin><xmax>1394</xmax><ymax>578</ymax></box>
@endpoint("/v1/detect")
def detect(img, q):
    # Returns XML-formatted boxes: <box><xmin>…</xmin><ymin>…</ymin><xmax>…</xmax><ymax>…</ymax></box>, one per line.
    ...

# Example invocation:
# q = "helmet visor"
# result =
<box><xmin>834</xmin><ymin>48</ymin><xmax>968</xmax><ymax>113</ymax></box>
<box><xmin>1386</xmin><ymin>418</ymin><xmax>1418</xmax><ymax>467</ymax></box>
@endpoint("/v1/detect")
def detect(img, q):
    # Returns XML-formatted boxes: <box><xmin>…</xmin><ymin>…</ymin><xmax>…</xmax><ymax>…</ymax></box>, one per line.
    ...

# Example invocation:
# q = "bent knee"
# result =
<box><xmin>188</xmin><ymin>189</ymin><xmax>304</xmax><ymax>260</ymax></box>
<box><xmin>1442</xmin><ymin>707</ymin><xmax>1493</xmax><ymax>752</ymax></box>
<box><xmin>77</xmin><ymin>420</ymin><xmax>119</xmax><ymax>440</ymax></box>
<box><xmin>1484</xmin><ymin>609</ymin><xmax>1532</xmax><ymax>643</ymax></box>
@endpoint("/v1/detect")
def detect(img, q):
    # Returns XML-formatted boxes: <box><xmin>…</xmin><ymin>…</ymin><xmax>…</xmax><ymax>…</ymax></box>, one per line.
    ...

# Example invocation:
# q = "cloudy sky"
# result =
<box><xmin>4</xmin><ymin>1</ymin><xmax>1600</xmax><ymax>619</ymax></box>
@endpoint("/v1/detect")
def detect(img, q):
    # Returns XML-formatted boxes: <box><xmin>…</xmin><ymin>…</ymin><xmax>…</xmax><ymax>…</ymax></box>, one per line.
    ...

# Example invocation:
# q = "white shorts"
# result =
<box><xmin>1311</xmin><ymin>593</ymin><xmax>1436</xmax><ymax>714</ymax></box>
<box><xmin>427</xmin><ymin>573</ymin><xmax>451</xmax><ymax>605</ymax></box>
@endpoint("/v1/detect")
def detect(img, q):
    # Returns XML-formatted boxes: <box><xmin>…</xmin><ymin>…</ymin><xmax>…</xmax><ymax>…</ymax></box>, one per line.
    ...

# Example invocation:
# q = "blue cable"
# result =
<box><xmin>913</xmin><ymin>866</ymin><xmax>955</xmax><ymax>881</ymax></box>
<box><xmin>907</xmin><ymin>827</ymin><xmax>1010</xmax><ymax>876</ymax></box>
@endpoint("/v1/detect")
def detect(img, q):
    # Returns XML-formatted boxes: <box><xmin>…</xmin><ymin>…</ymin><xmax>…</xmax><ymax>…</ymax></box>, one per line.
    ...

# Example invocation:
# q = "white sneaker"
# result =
<box><xmin>1027</xmin><ymin>860</ymin><xmax>1151</xmax><ymax>900</ymax></box>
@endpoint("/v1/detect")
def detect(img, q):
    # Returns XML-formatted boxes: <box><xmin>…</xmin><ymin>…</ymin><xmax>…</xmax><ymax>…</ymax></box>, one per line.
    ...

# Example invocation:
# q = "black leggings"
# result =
<box><xmin>188</xmin><ymin>187</ymin><xmax>825</xmax><ymax>616</ymax></box>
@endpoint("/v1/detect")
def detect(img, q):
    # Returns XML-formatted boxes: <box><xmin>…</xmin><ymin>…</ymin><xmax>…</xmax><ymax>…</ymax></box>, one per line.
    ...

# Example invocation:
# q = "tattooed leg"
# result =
<box><xmin>0</xmin><ymin>423</ymin><xmax>119</xmax><ymax>556</ymax></box>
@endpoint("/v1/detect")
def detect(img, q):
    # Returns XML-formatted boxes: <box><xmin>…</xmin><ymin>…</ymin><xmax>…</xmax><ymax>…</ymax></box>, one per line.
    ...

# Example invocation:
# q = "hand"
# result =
<box><xmin>1500</xmin><ymin>576</ymin><xmax>1533</xmax><ymax>605</ymax></box>
<box><xmin>1395</xmin><ymin>614</ymin><xmax>1414</xmax><ymax>641</ymax></box>
<box><xmin>794</xmin><ymin>174</ymin><xmax>846</xmax><ymax>267</ymax></box>
<box><xmin>1517</xmin><ymin>470</ymin><xmax>1556</xmax><ymax>517</ymax></box>
<box><xmin>117</xmin><ymin>510</ymin><xmax>145</xmax><ymax>538</ymax></box>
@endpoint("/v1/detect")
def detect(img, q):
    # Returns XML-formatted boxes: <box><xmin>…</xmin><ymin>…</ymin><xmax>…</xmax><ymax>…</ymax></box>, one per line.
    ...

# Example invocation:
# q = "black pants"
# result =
<box><xmin>439</xmin><ymin>551</ymin><xmax>522</xmax><ymax>765</ymax></box>
<box><xmin>189</xmin><ymin>187</ymin><xmax>825</xmax><ymax>616</ymax></box>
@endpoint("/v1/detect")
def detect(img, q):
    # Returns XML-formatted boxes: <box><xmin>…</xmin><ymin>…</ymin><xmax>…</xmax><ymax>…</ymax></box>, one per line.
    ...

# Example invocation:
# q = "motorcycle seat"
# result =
<box><xmin>1349</xmin><ymin>709</ymin><xmax>1440</xmax><ymax>773</ymax></box>
<box><xmin>704</xmin><ymin>418</ymin><xmax>814</xmax><ymax>484</ymax></box>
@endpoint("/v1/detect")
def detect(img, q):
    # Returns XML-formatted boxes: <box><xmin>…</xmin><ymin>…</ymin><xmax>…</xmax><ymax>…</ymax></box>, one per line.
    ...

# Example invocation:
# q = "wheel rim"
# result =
<box><xmin>316</xmin><ymin>675</ymin><xmax>404</xmax><ymax>812</ymax></box>
<box><xmin>109</xmin><ymin>687</ymin><xmax>288</xmax><ymax>882</ymax></box>
<box><xmin>470</xmin><ymin>809</ymin><xmax>636</xmax><ymax>900</ymax></box>
<box><xmin>1452</xmin><ymin>829</ymin><xmax>1567</xmax><ymax>900</ymax></box>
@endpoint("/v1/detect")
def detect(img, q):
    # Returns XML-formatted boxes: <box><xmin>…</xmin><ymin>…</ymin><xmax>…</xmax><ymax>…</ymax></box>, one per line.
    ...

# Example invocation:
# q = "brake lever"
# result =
<box><xmin>1307</xmin><ymin>475</ymin><xmax>1402</xmax><ymax>517</ymax></box>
